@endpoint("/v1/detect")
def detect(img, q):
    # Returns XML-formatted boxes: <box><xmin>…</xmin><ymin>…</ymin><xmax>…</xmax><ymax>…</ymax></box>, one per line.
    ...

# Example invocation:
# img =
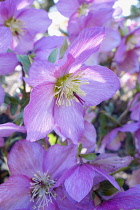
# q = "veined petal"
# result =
<box><xmin>18</xmin><ymin>8</ymin><xmax>51</xmax><ymax>36</ymax></box>
<box><xmin>0</xmin><ymin>27</ymin><xmax>12</xmax><ymax>53</ymax></box>
<box><xmin>80</xmin><ymin>65</ymin><xmax>120</xmax><ymax>106</ymax></box>
<box><xmin>26</xmin><ymin>60</ymin><xmax>56</xmax><ymax>87</ymax></box>
<box><xmin>64</xmin><ymin>164</ymin><xmax>95</xmax><ymax>202</ymax></box>
<box><xmin>0</xmin><ymin>53</ymin><xmax>18</xmax><ymax>75</ymax></box>
<box><xmin>0</xmin><ymin>175</ymin><xmax>31</xmax><ymax>210</ymax></box>
<box><xmin>43</xmin><ymin>144</ymin><xmax>77</xmax><ymax>179</ymax></box>
<box><xmin>54</xmin><ymin>102</ymin><xmax>84</xmax><ymax>144</ymax></box>
<box><xmin>8</xmin><ymin>140</ymin><xmax>46</xmax><ymax>177</ymax></box>
<box><xmin>24</xmin><ymin>82</ymin><xmax>55</xmax><ymax>141</ymax></box>
<box><xmin>68</xmin><ymin>27</ymin><xmax>105</xmax><ymax>72</ymax></box>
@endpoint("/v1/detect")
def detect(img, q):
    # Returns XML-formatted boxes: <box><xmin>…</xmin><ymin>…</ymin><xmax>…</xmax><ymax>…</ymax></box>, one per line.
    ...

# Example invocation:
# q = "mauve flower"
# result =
<box><xmin>95</xmin><ymin>185</ymin><xmax>140</xmax><ymax>210</ymax></box>
<box><xmin>129</xmin><ymin>93</ymin><xmax>140</xmax><ymax>121</ymax></box>
<box><xmin>0</xmin><ymin>0</ymin><xmax>51</xmax><ymax>53</ymax></box>
<box><xmin>24</xmin><ymin>27</ymin><xmax>120</xmax><ymax>142</ymax></box>
<box><xmin>114</xmin><ymin>27</ymin><xmax>140</xmax><ymax>74</ymax></box>
<box><xmin>0</xmin><ymin>140</ymin><xmax>77</xmax><ymax>209</ymax></box>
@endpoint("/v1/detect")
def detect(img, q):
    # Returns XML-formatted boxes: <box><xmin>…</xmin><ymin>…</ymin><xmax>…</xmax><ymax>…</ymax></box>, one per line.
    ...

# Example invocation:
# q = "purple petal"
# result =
<box><xmin>92</xmin><ymin>166</ymin><xmax>120</xmax><ymax>191</ymax></box>
<box><xmin>96</xmin><ymin>185</ymin><xmax>140</xmax><ymax>210</ymax></box>
<box><xmin>0</xmin><ymin>53</ymin><xmax>18</xmax><ymax>75</ymax></box>
<box><xmin>0</xmin><ymin>123</ymin><xmax>26</xmax><ymax>137</ymax></box>
<box><xmin>68</xmin><ymin>27</ymin><xmax>105</xmax><ymax>72</ymax></box>
<box><xmin>0</xmin><ymin>27</ymin><xmax>12</xmax><ymax>53</ymax></box>
<box><xmin>79</xmin><ymin>121</ymin><xmax>96</xmax><ymax>153</ymax></box>
<box><xmin>43</xmin><ymin>144</ymin><xmax>77</xmax><ymax>179</ymax></box>
<box><xmin>8</xmin><ymin>140</ymin><xmax>46</xmax><ymax>177</ymax></box>
<box><xmin>64</xmin><ymin>164</ymin><xmax>95</xmax><ymax>202</ymax></box>
<box><xmin>0</xmin><ymin>85</ymin><xmax>5</xmax><ymax>105</ymax></box>
<box><xmin>92</xmin><ymin>153</ymin><xmax>133</xmax><ymax>174</ymax></box>
<box><xmin>54</xmin><ymin>102</ymin><xmax>84</xmax><ymax>144</ymax></box>
<box><xmin>19</xmin><ymin>8</ymin><xmax>51</xmax><ymax>36</ymax></box>
<box><xmin>80</xmin><ymin>65</ymin><xmax>120</xmax><ymax>106</ymax></box>
<box><xmin>56</xmin><ymin>0</ymin><xmax>79</xmax><ymax>18</ymax></box>
<box><xmin>0</xmin><ymin>175</ymin><xmax>31</xmax><ymax>210</ymax></box>
<box><xmin>26</xmin><ymin>60</ymin><xmax>56</xmax><ymax>87</ymax></box>
<box><xmin>0</xmin><ymin>137</ymin><xmax>4</xmax><ymax>147</ymax></box>
<box><xmin>24</xmin><ymin>83</ymin><xmax>55</xmax><ymax>141</ymax></box>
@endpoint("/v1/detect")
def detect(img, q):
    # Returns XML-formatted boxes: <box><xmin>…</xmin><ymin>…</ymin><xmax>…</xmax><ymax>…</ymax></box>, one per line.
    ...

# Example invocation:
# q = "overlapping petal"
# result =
<box><xmin>0</xmin><ymin>27</ymin><xmax>12</xmax><ymax>53</ymax></box>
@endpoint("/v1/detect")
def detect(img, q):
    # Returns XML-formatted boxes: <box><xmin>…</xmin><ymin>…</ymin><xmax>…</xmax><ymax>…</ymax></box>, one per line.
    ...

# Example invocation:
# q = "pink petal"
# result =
<box><xmin>54</xmin><ymin>102</ymin><xmax>84</xmax><ymax>143</ymax></box>
<box><xmin>68</xmin><ymin>27</ymin><xmax>105</xmax><ymax>72</ymax></box>
<box><xmin>0</xmin><ymin>53</ymin><xmax>18</xmax><ymax>75</ymax></box>
<box><xmin>24</xmin><ymin>82</ymin><xmax>55</xmax><ymax>141</ymax></box>
<box><xmin>80</xmin><ymin>65</ymin><xmax>120</xmax><ymax>106</ymax></box>
<box><xmin>0</xmin><ymin>123</ymin><xmax>26</xmax><ymax>137</ymax></box>
<box><xmin>43</xmin><ymin>144</ymin><xmax>77</xmax><ymax>179</ymax></box>
<box><xmin>0</xmin><ymin>175</ymin><xmax>31</xmax><ymax>210</ymax></box>
<box><xmin>64</xmin><ymin>164</ymin><xmax>95</xmax><ymax>202</ymax></box>
<box><xmin>0</xmin><ymin>85</ymin><xmax>5</xmax><ymax>105</ymax></box>
<box><xmin>0</xmin><ymin>27</ymin><xmax>12</xmax><ymax>53</ymax></box>
<box><xmin>8</xmin><ymin>140</ymin><xmax>46</xmax><ymax>177</ymax></box>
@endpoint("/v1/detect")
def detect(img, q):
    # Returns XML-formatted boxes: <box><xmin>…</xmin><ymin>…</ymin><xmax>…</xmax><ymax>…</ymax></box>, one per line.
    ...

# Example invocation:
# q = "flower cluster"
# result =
<box><xmin>0</xmin><ymin>0</ymin><xmax>140</xmax><ymax>209</ymax></box>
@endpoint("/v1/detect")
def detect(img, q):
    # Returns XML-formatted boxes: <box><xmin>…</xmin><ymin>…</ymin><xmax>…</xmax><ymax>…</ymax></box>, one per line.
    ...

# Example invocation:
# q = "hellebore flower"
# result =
<box><xmin>0</xmin><ymin>0</ymin><xmax>51</xmax><ymax>53</ymax></box>
<box><xmin>0</xmin><ymin>140</ymin><xmax>77</xmax><ymax>209</ymax></box>
<box><xmin>24</xmin><ymin>27</ymin><xmax>120</xmax><ymax>142</ymax></box>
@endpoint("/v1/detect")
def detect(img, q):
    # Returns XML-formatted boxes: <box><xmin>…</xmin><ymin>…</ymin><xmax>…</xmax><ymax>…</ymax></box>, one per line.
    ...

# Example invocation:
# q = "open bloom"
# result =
<box><xmin>0</xmin><ymin>140</ymin><xmax>77</xmax><ymax>209</ymax></box>
<box><xmin>0</xmin><ymin>0</ymin><xmax>51</xmax><ymax>53</ymax></box>
<box><xmin>24</xmin><ymin>27</ymin><xmax>120</xmax><ymax>142</ymax></box>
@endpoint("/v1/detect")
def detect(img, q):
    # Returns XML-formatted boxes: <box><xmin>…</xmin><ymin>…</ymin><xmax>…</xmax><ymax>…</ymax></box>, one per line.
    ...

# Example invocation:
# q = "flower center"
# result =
<box><xmin>54</xmin><ymin>72</ymin><xmax>89</xmax><ymax>106</ymax></box>
<box><xmin>30</xmin><ymin>171</ymin><xmax>57</xmax><ymax>209</ymax></box>
<box><xmin>4</xmin><ymin>17</ymin><xmax>24</xmax><ymax>36</ymax></box>
<box><xmin>78</xmin><ymin>3</ymin><xmax>90</xmax><ymax>16</ymax></box>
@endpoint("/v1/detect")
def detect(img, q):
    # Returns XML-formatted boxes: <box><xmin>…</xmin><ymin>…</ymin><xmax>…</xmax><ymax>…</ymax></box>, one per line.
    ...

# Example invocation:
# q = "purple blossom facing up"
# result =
<box><xmin>0</xmin><ymin>0</ymin><xmax>51</xmax><ymax>53</ymax></box>
<box><xmin>24</xmin><ymin>26</ymin><xmax>120</xmax><ymax>142</ymax></box>
<box><xmin>0</xmin><ymin>140</ymin><xmax>77</xmax><ymax>209</ymax></box>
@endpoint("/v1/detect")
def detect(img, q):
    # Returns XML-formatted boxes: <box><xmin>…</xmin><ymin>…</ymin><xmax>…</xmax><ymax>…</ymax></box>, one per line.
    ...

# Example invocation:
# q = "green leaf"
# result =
<box><xmin>78</xmin><ymin>143</ymin><xmax>83</xmax><ymax>154</ymax></box>
<box><xmin>48</xmin><ymin>48</ymin><xmax>58</xmax><ymax>63</ymax></box>
<box><xmin>17</xmin><ymin>55</ymin><xmax>32</xmax><ymax>74</ymax></box>
<box><xmin>60</xmin><ymin>39</ymin><xmax>68</xmax><ymax>59</ymax></box>
<box><xmin>10</xmin><ymin>104</ymin><xmax>18</xmax><ymax>115</ymax></box>
<box><xmin>48</xmin><ymin>134</ymin><xmax>57</xmax><ymax>145</ymax></box>
<box><xmin>81</xmin><ymin>153</ymin><xmax>100</xmax><ymax>161</ymax></box>
<box><xmin>96</xmin><ymin>178</ymin><xmax>124</xmax><ymax>196</ymax></box>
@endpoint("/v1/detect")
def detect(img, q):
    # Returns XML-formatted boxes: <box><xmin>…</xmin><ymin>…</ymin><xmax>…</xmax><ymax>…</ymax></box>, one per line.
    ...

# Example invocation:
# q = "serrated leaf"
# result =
<box><xmin>48</xmin><ymin>48</ymin><xmax>58</xmax><ymax>63</ymax></box>
<box><xmin>17</xmin><ymin>55</ymin><xmax>31</xmax><ymax>74</ymax></box>
<box><xmin>81</xmin><ymin>153</ymin><xmax>100</xmax><ymax>161</ymax></box>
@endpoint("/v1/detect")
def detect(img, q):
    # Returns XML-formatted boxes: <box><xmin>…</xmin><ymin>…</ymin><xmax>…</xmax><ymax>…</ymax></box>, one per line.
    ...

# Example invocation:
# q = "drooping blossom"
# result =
<box><xmin>0</xmin><ymin>0</ymin><xmax>51</xmax><ymax>53</ymax></box>
<box><xmin>95</xmin><ymin>185</ymin><xmax>140</xmax><ymax>210</ymax></box>
<box><xmin>24</xmin><ymin>27</ymin><xmax>120</xmax><ymax>142</ymax></box>
<box><xmin>0</xmin><ymin>140</ymin><xmax>77</xmax><ymax>209</ymax></box>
